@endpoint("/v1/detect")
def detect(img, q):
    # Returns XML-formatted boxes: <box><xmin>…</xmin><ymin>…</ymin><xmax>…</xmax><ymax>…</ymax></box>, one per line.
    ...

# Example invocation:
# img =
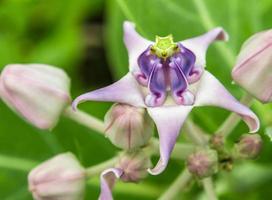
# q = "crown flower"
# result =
<box><xmin>72</xmin><ymin>21</ymin><xmax>259</xmax><ymax>175</ymax></box>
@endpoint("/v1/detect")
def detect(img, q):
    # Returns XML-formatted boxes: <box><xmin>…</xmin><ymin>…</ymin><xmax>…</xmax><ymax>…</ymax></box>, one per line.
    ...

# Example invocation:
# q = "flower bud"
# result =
<box><xmin>210</xmin><ymin>134</ymin><xmax>225</xmax><ymax>151</ymax></box>
<box><xmin>0</xmin><ymin>64</ymin><xmax>71</xmax><ymax>129</ymax></box>
<box><xmin>116</xmin><ymin>151</ymin><xmax>151</xmax><ymax>183</ymax></box>
<box><xmin>186</xmin><ymin>149</ymin><xmax>218</xmax><ymax>179</ymax></box>
<box><xmin>28</xmin><ymin>153</ymin><xmax>86</xmax><ymax>200</ymax></box>
<box><xmin>104</xmin><ymin>103</ymin><xmax>153</xmax><ymax>150</ymax></box>
<box><xmin>232</xmin><ymin>29</ymin><xmax>272</xmax><ymax>103</ymax></box>
<box><xmin>234</xmin><ymin>134</ymin><xmax>262</xmax><ymax>159</ymax></box>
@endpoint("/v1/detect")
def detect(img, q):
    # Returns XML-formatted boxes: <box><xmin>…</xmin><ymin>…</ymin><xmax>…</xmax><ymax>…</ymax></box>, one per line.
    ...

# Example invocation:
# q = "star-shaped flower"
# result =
<box><xmin>73</xmin><ymin>21</ymin><xmax>259</xmax><ymax>175</ymax></box>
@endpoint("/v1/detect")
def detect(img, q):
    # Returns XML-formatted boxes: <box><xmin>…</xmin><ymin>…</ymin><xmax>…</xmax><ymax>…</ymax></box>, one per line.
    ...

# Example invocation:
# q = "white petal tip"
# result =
<box><xmin>249</xmin><ymin>118</ymin><xmax>260</xmax><ymax>133</ymax></box>
<box><xmin>147</xmin><ymin>163</ymin><xmax>166</xmax><ymax>175</ymax></box>
<box><xmin>242</xmin><ymin>111</ymin><xmax>260</xmax><ymax>133</ymax></box>
<box><xmin>123</xmin><ymin>21</ymin><xmax>135</xmax><ymax>31</ymax></box>
<box><xmin>147</xmin><ymin>168</ymin><xmax>160</xmax><ymax>175</ymax></box>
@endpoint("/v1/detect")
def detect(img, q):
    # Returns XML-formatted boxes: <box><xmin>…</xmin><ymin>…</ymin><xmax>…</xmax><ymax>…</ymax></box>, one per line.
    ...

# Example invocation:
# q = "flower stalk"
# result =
<box><xmin>158</xmin><ymin>169</ymin><xmax>192</xmax><ymax>200</ymax></box>
<box><xmin>184</xmin><ymin>117</ymin><xmax>218</xmax><ymax>200</ymax></box>
<box><xmin>64</xmin><ymin>106</ymin><xmax>105</xmax><ymax>134</ymax></box>
<box><xmin>202</xmin><ymin>178</ymin><xmax>218</xmax><ymax>200</ymax></box>
<box><xmin>86</xmin><ymin>157</ymin><xmax>119</xmax><ymax>177</ymax></box>
<box><xmin>183</xmin><ymin>119</ymin><xmax>209</xmax><ymax>146</ymax></box>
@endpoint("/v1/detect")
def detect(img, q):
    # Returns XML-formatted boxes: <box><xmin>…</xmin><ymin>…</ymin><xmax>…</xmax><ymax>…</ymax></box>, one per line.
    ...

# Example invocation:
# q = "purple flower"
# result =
<box><xmin>72</xmin><ymin>21</ymin><xmax>259</xmax><ymax>175</ymax></box>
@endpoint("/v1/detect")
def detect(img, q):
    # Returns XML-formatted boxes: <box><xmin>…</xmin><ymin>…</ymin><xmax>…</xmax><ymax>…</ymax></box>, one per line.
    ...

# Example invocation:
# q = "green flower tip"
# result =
<box><xmin>151</xmin><ymin>34</ymin><xmax>178</xmax><ymax>58</ymax></box>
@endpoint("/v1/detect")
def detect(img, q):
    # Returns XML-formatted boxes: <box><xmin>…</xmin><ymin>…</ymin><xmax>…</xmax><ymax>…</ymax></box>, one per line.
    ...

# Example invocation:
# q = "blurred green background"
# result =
<box><xmin>1</xmin><ymin>0</ymin><xmax>272</xmax><ymax>199</ymax></box>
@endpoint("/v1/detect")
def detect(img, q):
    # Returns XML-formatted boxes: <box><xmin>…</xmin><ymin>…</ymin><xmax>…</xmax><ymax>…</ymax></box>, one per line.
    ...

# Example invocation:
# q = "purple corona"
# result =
<box><xmin>135</xmin><ymin>35</ymin><xmax>198</xmax><ymax>106</ymax></box>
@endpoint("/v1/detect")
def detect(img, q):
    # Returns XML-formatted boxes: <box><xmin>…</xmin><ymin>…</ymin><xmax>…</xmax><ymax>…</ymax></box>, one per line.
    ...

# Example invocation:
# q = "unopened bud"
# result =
<box><xmin>234</xmin><ymin>134</ymin><xmax>262</xmax><ymax>159</ymax></box>
<box><xmin>104</xmin><ymin>103</ymin><xmax>153</xmax><ymax>150</ymax></box>
<box><xmin>0</xmin><ymin>64</ymin><xmax>71</xmax><ymax>129</ymax></box>
<box><xmin>186</xmin><ymin>149</ymin><xmax>218</xmax><ymax>179</ymax></box>
<box><xmin>116</xmin><ymin>151</ymin><xmax>151</xmax><ymax>182</ymax></box>
<box><xmin>232</xmin><ymin>29</ymin><xmax>272</xmax><ymax>103</ymax></box>
<box><xmin>210</xmin><ymin>134</ymin><xmax>225</xmax><ymax>151</ymax></box>
<box><xmin>28</xmin><ymin>153</ymin><xmax>86</xmax><ymax>200</ymax></box>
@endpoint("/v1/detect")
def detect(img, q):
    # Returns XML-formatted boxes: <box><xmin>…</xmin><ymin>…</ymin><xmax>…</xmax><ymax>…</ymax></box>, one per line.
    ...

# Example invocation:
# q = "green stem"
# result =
<box><xmin>216</xmin><ymin>92</ymin><xmax>253</xmax><ymax>137</ymax></box>
<box><xmin>85</xmin><ymin>156</ymin><xmax>119</xmax><ymax>177</ymax></box>
<box><xmin>202</xmin><ymin>178</ymin><xmax>218</xmax><ymax>200</ymax></box>
<box><xmin>64</xmin><ymin>106</ymin><xmax>105</xmax><ymax>134</ymax></box>
<box><xmin>0</xmin><ymin>154</ymin><xmax>37</xmax><ymax>172</ymax></box>
<box><xmin>150</xmin><ymin>139</ymin><xmax>196</xmax><ymax>160</ymax></box>
<box><xmin>158</xmin><ymin>169</ymin><xmax>192</xmax><ymax>200</ymax></box>
<box><xmin>184</xmin><ymin>120</ymin><xmax>209</xmax><ymax>146</ymax></box>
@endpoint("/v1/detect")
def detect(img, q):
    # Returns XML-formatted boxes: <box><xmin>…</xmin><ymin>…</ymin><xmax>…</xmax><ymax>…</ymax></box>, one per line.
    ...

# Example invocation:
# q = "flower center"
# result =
<box><xmin>150</xmin><ymin>35</ymin><xmax>179</xmax><ymax>59</ymax></box>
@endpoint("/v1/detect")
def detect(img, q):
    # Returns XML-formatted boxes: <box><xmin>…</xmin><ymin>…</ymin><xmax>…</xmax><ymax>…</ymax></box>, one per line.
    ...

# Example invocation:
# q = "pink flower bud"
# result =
<box><xmin>232</xmin><ymin>30</ymin><xmax>272</xmax><ymax>103</ymax></box>
<box><xmin>116</xmin><ymin>151</ymin><xmax>151</xmax><ymax>183</ymax></box>
<box><xmin>0</xmin><ymin>64</ymin><xmax>71</xmax><ymax>129</ymax></box>
<box><xmin>186</xmin><ymin>149</ymin><xmax>218</xmax><ymax>179</ymax></box>
<box><xmin>104</xmin><ymin>103</ymin><xmax>153</xmax><ymax>150</ymax></box>
<box><xmin>234</xmin><ymin>134</ymin><xmax>262</xmax><ymax>159</ymax></box>
<box><xmin>28</xmin><ymin>153</ymin><xmax>86</xmax><ymax>200</ymax></box>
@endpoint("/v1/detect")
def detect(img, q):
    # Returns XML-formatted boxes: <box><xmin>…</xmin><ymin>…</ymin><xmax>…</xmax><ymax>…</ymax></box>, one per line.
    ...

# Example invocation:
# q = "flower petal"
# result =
<box><xmin>123</xmin><ymin>21</ymin><xmax>153</xmax><ymax>72</ymax></box>
<box><xmin>147</xmin><ymin>106</ymin><xmax>193</xmax><ymax>175</ymax></box>
<box><xmin>72</xmin><ymin>73</ymin><xmax>146</xmax><ymax>110</ymax></box>
<box><xmin>99</xmin><ymin>168</ymin><xmax>123</xmax><ymax>200</ymax></box>
<box><xmin>194</xmin><ymin>71</ymin><xmax>260</xmax><ymax>133</ymax></box>
<box><xmin>181</xmin><ymin>27</ymin><xmax>229</xmax><ymax>68</ymax></box>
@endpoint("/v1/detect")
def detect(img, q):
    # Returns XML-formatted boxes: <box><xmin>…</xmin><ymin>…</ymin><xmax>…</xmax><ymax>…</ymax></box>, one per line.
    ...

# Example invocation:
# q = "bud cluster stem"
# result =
<box><xmin>184</xmin><ymin>117</ymin><xmax>218</xmax><ymax>200</ymax></box>
<box><xmin>158</xmin><ymin>169</ymin><xmax>192</xmax><ymax>200</ymax></box>
<box><xmin>184</xmin><ymin>120</ymin><xmax>209</xmax><ymax>146</ymax></box>
<box><xmin>85</xmin><ymin>156</ymin><xmax>119</xmax><ymax>177</ymax></box>
<box><xmin>64</xmin><ymin>107</ymin><xmax>105</xmax><ymax>134</ymax></box>
<box><xmin>202</xmin><ymin>178</ymin><xmax>218</xmax><ymax>200</ymax></box>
